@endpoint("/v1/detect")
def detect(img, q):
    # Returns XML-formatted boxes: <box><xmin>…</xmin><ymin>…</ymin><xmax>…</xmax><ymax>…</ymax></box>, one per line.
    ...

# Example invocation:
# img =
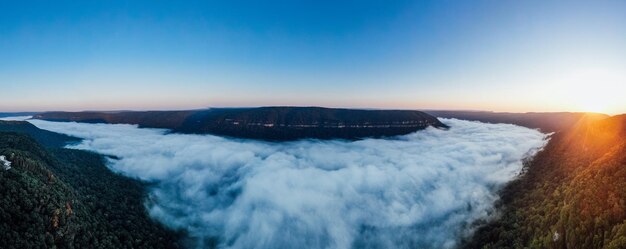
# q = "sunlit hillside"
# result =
<box><xmin>466</xmin><ymin>114</ymin><xmax>626</xmax><ymax>248</ymax></box>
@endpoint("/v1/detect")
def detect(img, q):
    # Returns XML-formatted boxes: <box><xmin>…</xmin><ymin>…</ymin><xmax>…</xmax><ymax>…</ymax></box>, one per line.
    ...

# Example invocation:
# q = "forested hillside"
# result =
<box><xmin>465</xmin><ymin>114</ymin><xmax>626</xmax><ymax>248</ymax></box>
<box><xmin>0</xmin><ymin>130</ymin><xmax>181</xmax><ymax>248</ymax></box>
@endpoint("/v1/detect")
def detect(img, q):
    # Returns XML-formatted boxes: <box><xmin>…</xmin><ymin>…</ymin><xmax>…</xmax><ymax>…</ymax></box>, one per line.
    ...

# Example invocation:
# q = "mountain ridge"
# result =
<box><xmin>0</xmin><ymin>121</ymin><xmax>80</xmax><ymax>147</ymax></box>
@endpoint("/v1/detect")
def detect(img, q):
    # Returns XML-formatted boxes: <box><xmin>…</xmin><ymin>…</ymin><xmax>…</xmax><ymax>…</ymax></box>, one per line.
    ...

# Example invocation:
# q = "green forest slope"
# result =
<box><xmin>0</xmin><ymin>127</ymin><xmax>181</xmax><ymax>248</ymax></box>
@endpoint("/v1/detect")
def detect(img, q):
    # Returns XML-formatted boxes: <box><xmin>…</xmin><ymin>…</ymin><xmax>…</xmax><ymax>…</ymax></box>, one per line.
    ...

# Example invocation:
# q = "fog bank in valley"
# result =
<box><xmin>29</xmin><ymin>119</ymin><xmax>548</xmax><ymax>249</ymax></box>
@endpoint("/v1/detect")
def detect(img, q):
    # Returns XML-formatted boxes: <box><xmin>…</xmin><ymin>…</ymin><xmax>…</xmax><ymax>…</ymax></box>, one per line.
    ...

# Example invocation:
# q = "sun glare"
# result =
<box><xmin>561</xmin><ymin>68</ymin><xmax>624</xmax><ymax>114</ymax></box>
<box><xmin>578</xmin><ymin>99</ymin><xmax>610</xmax><ymax>114</ymax></box>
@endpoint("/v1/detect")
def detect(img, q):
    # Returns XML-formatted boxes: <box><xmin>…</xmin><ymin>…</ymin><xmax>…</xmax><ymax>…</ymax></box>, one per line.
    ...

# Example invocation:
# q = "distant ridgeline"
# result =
<box><xmin>0</xmin><ymin>121</ymin><xmax>80</xmax><ymax>147</ymax></box>
<box><xmin>34</xmin><ymin>107</ymin><xmax>448</xmax><ymax>140</ymax></box>
<box><xmin>0</xmin><ymin>112</ymin><xmax>38</xmax><ymax>118</ymax></box>
<box><xmin>425</xmin><ymin>110</ymin><xmax>610</xmax><ymax>132</ymax></box>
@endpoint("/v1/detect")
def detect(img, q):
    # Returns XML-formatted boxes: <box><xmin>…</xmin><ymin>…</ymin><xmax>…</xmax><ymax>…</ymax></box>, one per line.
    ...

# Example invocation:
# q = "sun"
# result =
<box><xmin>571</xmin><ymin>85</ymin><xmax>621</xmax><ymax>114</ymax></box>
<box><xmin>561</xmin><ymin>68</ymin><xmax>624</xmax><ymax>114</ymax></box>
<box><xmin>578</xmin><ymin>99</ymin><xmax>610</xmax><ymax>114</ymax></box>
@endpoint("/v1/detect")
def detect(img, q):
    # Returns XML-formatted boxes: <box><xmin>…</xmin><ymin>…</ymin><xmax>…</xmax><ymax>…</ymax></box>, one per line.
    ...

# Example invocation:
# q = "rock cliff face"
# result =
<box><xmin>35</xmin><ymin>107</ymin><xmax>448</xmax><ymax>140</ymax></box>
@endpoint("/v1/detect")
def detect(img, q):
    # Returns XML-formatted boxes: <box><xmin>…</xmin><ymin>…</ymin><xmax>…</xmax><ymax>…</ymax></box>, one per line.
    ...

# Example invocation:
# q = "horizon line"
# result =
<box><xmin>0</xmin><ymin>106</ymin><xmax>618</xmax><ymax>116</ymax></box>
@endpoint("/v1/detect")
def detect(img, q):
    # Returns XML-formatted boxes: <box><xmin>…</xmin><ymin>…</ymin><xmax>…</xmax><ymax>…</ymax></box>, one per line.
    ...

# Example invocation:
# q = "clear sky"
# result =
<box><xmin>1</xmin><ymin>0</ymin><xmax>625</xmax><ymax>114</ymax></box>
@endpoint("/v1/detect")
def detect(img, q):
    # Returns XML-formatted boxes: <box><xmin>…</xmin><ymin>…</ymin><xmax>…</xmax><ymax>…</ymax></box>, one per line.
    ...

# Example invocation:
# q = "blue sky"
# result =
<box><xmin>1</xmin><ymin>0</ymin><xmax>625</xmax><ymax>114</ymax></box>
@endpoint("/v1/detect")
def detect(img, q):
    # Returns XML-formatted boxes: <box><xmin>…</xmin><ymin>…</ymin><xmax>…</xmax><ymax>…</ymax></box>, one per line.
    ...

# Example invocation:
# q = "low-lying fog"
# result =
<box><xmin>29</xmin><ymin>119</ymin><xmax>548</xmax><ymax>249</ymax></box>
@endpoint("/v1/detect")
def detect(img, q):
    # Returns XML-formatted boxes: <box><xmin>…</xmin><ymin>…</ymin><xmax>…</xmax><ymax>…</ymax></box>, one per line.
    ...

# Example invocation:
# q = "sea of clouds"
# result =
<box><xmin>28</xmin><ymin>118</ymin><xmax>548</xmax><ymax>249</ymax></box>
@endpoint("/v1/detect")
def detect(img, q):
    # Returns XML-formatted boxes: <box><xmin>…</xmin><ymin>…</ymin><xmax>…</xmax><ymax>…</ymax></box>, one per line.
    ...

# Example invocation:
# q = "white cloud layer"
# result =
<box><xmin>29</xmin><ymin>119</ymin><xmax>548</xmax><ymax>249</ymax></box>
<box><xmin>0</xmin><ymin>116</ymin><xmax>32</xmax><ymax>121</ymax></box>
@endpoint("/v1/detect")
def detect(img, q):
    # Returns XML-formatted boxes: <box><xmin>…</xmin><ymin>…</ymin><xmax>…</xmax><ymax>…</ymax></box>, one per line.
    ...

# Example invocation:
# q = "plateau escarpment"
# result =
<box><xmin>34</xmin><ymin>107</ymin><xmax>448</xmax><ymax>140</ymax></box>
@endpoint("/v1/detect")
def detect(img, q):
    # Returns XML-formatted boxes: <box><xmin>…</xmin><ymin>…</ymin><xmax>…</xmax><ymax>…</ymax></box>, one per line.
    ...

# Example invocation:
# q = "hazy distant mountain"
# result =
<box><xmin>425</xmin><ymin>110</ymin><xmax>610</xmax><ymax>132</ymax></box>
<box><xmin>0</xmin><ymin>112</ymin><xmax>37</xmax><ymax>118</ymax></box>
<box><xmin>34</xmin><ymin>110</ymin><xmax>194</xmax><ymax>129</ymax></box>
<box><xmin>34</xmin><ymin>107</ymin><xmax>448</xmax><ymax>140</ymax></box>
<box><xmin>465</xmin><ymin>114</ymin><xmax>626</xmax><ymax>248</ymax></box>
